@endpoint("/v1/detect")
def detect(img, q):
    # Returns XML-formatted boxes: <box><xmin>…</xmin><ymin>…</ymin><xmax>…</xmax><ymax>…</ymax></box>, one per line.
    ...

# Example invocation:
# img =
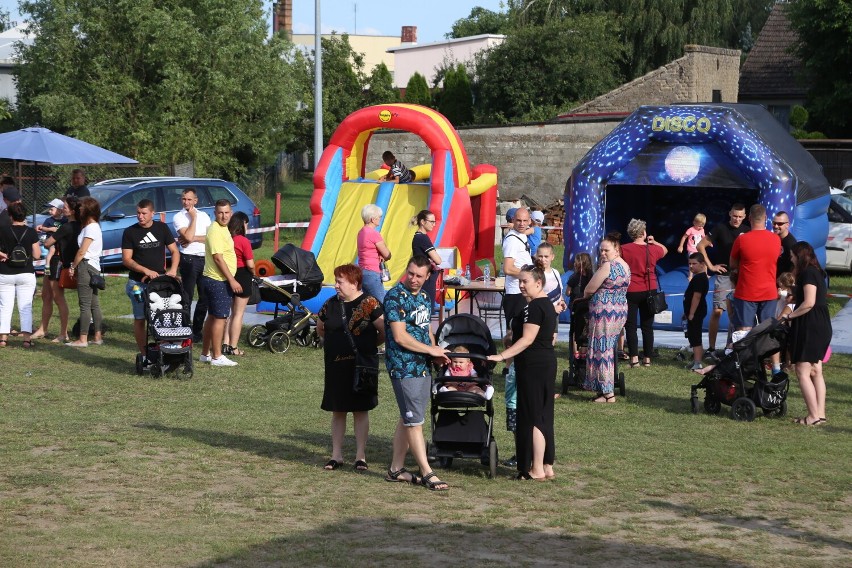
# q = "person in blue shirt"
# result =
<box><xmin>528</xmin><ymin>210</ymin><xmax>544</xmax><ymax>256</ymax></box>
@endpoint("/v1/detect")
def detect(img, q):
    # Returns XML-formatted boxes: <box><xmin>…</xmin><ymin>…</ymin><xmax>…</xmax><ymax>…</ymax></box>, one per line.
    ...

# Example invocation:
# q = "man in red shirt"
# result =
<box><xmin>730</xmin><ymin>204</ymin><xmax>781</xmax><ymax>331</ymax></box>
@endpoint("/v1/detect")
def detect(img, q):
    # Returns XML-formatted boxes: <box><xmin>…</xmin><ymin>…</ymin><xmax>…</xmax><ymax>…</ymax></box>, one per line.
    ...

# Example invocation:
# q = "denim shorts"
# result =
<box><xmin>390</xmin><ymin>375</ymin><xmax>431</xmax><ymax>426</ymax></box>
<box><xmin>126</xmin><ymin>279</ymin><xmax>147</xmax><ymax>320</ymax></box>
<box><xmin>201</xmin><ymin>276</ymin><xmax>233</xmax><ymax>318</ymax></box>
<box><xmin>731</xmin><ymin>298</ymin><xmax>777</xmax><ymax>328</ymax></box>
<box><xmin>361</xmin><ymin>269</ymin><xmax>386</xmax><ymax>303</ymax></box>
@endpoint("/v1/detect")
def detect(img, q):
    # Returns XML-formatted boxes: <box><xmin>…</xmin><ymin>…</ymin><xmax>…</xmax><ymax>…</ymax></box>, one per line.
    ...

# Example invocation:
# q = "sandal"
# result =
<box><xmin>30</xmin><ymin>331</ymin><xmax>45</xmax><ymax>340</ymax></box>
<box><xmin>385</xmin><ymin>467</ymin><xmax>418</xmax><ymax>484</ymax></box>
<box><xmin>22</xmin><ymin>340</ymin><xmax>34</xmax><ymax>349</ymax></box>
<box><xmin>230</xmin><ymin>346</ymin><xmax>245</xmax><ymax>356</ymax></box>
<box><xmin>592</xmin><ymin>393</ymin><xmax>616</xmax><ymax>403</ymax></box>
<box><xmin>629</xmin><ymin>361</ymin><xmax>641</xmax><ymax>369</ymax></box>
<box><xmin>793</xmin><ymin>417</ymin><xmax>822</xmax><ymax>426</ymax></box>
<box><xmin>222</xmin><ymin>344</ymin><xmax>233</xmax><ymax>356</ymax></box>
<box><xmin>52</xmin><ymin>335</ymin><xmax>69</xmax><ymax>343</ymax></box>
<box><xmin>0</xmin><ymin>340</ymin><xmax>7</xmax><ymax>347</ymax></box>
<box><xmin>323</xmin><ymin>459</ymin><xmax>342</xmax><ymax>470</ymax></box>
<box><xmin>354</xmin><ymin>459</ymin><xmax>368</xmax><ymax>471</ymax></box>
<box><xmin>420</xmin><ymin>471</ymin><xmax>449</xmax><ymax>491</ymax></box>
<box><xmin>642</xmin><ymin>359</ymin><xmax>652</xmax><ymax>367</ymax></box>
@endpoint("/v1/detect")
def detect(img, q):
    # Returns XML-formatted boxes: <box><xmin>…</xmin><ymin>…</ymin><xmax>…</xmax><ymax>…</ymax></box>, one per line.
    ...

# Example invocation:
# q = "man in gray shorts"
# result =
<box><xmin>383</xmin><ymin>256</ymin><xmax>450</xmax><ymax>491</ymax></box>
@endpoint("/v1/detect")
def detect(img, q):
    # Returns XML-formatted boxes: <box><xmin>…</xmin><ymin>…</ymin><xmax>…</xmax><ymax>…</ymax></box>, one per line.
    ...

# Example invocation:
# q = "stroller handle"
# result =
<box><xmin>446</xmin><ymin>352</ymin><xmax>488</xmax><ymax>361</ymax></box>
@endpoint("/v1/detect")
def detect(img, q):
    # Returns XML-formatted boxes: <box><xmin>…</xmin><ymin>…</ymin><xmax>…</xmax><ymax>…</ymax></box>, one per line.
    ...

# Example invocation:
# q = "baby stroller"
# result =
<box><xmin>690</xmin><ymin>317</ymin><xmax>790</xmax><ymax>421</ymax></box>
<box><xmin>246</xmin><ymin>244</ymin><xmax>324</xmax><ymax>354</ymax></box>
<box><xmin>134</xmin><ymin>275</ymin><xmax>194</xmax><ymax>379</ymax></box>
<box><xmin>561</xmin><ymin>296</ymin><xmax>626</xmax><ymax>397</ymax></box>
<box><xmin>428</xmin><ymin>314</ymin><xmax>499</xmax><ymax>478</ymax></box>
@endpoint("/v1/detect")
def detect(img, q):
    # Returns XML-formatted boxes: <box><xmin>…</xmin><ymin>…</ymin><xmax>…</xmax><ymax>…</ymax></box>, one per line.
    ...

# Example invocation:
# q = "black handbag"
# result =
<box><xmin>88</xmin><ymin>267</ymin><xmax>107</xmax><ymax>290</ymax></box>
<box><xmin>338</xmin><ymin>298</ymin><xmax>379</xmax><ymax>395</ymax></box>
<box><xmin>247</xmin><ymin>277</ymin><xmax>262</xmax><ymax>306</ymax></box>
<box><xmin>644</xmin><ymin>242</ymin><xmax>667</xmax><ymax>314</ymax></box>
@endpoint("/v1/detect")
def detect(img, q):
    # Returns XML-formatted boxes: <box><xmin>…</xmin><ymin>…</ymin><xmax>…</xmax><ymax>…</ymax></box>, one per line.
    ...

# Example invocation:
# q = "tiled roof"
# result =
<box><xmin>739</xmin><ymin>3</ymin><xmax>808</xmax><ymax>98</ymax></box>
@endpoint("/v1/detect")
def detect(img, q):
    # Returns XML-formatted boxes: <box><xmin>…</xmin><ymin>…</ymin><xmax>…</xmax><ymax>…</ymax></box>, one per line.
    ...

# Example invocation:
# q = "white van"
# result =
<box><xmin>827</xmin><ymin>188</ymin><xmax>852</xmax><ymax>272</ymax></box>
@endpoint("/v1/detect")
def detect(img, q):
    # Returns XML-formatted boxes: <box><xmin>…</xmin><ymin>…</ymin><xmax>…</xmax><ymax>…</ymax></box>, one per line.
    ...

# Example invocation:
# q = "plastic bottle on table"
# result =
<box><xmin>483</xmin><ymin>264</ymin><xmax>491</xmax><ymax>286</ymax></box>
<box><xmin>464</xmin><ymin>264</ymin><xmax>471</xmax><ymax>283</ymax></box>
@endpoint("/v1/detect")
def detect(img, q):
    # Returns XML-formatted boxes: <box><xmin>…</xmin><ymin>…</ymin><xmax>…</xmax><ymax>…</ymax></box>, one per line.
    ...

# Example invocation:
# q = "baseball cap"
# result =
<box><xmin>45</xmin><ymin>198</ymin><xmax>65</xmax><ymax>209</ymax></box>
<box><xmin>505</xmin><ymin>207</ymin><xmax>518</xmax><ymax>222</ymax></box>
<box><xmin>2</xmin><ymin>186</ymin><xmax>21</xmax><ymax>202</ymax></box>
<box><xmin>531</xmin><ymin>211</ymin><xmax>545</xmax><ymax>224</ymax></box>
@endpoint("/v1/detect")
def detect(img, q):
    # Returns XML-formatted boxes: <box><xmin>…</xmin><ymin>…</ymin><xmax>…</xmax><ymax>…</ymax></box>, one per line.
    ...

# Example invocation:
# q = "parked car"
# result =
<box><xmin>33</xmin><ymin>177</ymin><xmax>262</xmax><ymax>267</ymax></box>
<box><xmin>827</xmin><ymin>188</ymin><xmax>852</xmax><ymax>273</ymax></box>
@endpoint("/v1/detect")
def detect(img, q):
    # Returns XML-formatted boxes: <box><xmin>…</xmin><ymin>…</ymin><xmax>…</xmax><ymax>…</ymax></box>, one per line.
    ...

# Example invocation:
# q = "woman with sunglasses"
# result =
<box><xmin>410</xmin><ymin>210</ymin><xmax>442</xmax><ymax>305</ymax></box>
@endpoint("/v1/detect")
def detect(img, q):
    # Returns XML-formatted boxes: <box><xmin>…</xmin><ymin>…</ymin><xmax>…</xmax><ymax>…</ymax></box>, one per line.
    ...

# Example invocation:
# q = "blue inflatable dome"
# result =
<box><xmin>562</xmin><ymin>104</ymin><xmax>831</xmax><ymax>330</ymax></box>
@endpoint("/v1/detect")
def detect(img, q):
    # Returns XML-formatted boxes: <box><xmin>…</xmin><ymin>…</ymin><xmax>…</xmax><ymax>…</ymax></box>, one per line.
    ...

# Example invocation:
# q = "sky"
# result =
<box><xmin>0</xmin><ymin>1</ymin><xmax>507</xmax><ymax>43</ymax></box>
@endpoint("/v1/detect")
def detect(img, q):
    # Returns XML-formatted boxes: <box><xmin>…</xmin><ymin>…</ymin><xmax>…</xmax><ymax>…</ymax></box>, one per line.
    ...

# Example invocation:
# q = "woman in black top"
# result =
<box><xmin>411</xmin><ymin>210</ymin><xmax>443</xmax><ymax>305</ymax></box>
<box><xmin>41</xmin><ymin>196</ymin><xmax>81</xmax><ymax>343</ymax></box>
<box><xmin>0</xmin><ymin>202</ymin><xmax>42</xmax><ymax>347</ymax></box>
<box><xmin>782</xmin><ymin>242</ymin><xmax>832</xmax><ymax>426</ymax></box>
<box><xmin>488</xmin><ymin>260</ymin><xmax>557</xmax><ymax>480</ymax></box>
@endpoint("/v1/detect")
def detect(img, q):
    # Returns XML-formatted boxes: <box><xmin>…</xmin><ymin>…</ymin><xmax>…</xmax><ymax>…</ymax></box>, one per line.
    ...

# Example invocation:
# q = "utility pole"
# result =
<box><xmin>314</xmin><ymin>0</ymin><xmax>323</xmax><ymax>169</ymax></box>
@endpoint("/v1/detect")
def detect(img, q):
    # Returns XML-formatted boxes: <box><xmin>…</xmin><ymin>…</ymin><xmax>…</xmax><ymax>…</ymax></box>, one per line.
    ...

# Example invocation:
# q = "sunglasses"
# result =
<box><xmin>772</xmin><ymin>221</ymin><xmax>788</xmax><ymax>226</ymax></box>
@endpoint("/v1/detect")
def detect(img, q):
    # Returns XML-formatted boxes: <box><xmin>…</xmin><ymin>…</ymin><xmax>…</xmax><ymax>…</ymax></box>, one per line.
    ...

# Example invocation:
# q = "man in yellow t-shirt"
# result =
<box><xmin>199</xmin><ymin>200</ymin><xmax>243</xmax><ymax>367</ymax></box>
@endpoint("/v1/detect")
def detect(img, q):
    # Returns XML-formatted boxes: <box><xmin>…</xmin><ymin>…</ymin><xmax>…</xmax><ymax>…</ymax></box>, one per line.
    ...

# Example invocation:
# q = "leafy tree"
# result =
<box><xmin>15</xmin><ymin>0</ymin><xmax>301</xmax><ymax>177</ymax></box>
<box><xmin>364</xmin><ymin>62</ymin><xmax>398</xmax><ymax>106</ymax></box>
<box><xmin>437</xmin><ymin>64</ymin><xmax>473</xmax><ymax>126</ymax></box>
<box><xmin>447</xmin><ymin>6</ymin><xmax>510</xmax><ymax>38</ymax></box>
<box><xmin>404</xmin><ymin>72</ymin><xmax>432</xmax><ymax>107</ymax></box>
<box><xmin>473</xmin><ymin>13</ymin><xmax>624</xmax><ymax>122</ymax></box>
<box><xmin>787</xmin><ymin>0</ymin><xmax>852</xmax><ymax>137</ymax></box>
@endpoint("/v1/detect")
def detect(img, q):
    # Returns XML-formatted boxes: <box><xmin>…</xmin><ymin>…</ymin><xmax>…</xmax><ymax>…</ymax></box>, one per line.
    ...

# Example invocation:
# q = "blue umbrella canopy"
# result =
<box><xmin>0</xmin><ymin>126</ymin><xmax>138</xmax><ymax>164</ymax></box>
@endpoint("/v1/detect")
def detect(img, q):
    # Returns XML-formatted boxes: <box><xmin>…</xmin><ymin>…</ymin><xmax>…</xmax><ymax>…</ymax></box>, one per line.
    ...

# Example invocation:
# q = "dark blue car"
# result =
<box><xmin>82</xmin><ymin>177</ymin><xmax>262</xmax><ymax>267</ymax></box>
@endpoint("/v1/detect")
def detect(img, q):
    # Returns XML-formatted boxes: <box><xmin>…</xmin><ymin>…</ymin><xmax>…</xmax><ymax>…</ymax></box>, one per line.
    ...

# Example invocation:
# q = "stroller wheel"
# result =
<box><xmin>437</xmin><ymin>457</ymin><xmax>453</xmax><ymax>469</ymax></box>
<box><xmin>731</xmin><ymin>397</ymin><xmax>757</xmax><ymax>422</ymax></box>
<box><xmin>268</xmin><ymin>331</ymin><xmax>291</xmax><ymax>354</ymax></box>
<box><xmin>690</xmin><ymin>394</ymin><xmax>701</xmax><ymax>414</ymax></box>
<box><xmin>488</xmin><ymin>439</ymin><xmax>498</xmax><ymax>479</ymax></box>
<box><xmin>616</xmin><ymin>372</ymin><xmax>626</xmax><ymax>397</ymax></box>
<box><xmin>181</xmin><ymin>360</ymin><xmax>193</xmax><ymax>380</ymax></box>
<box><xmin>704</xmin><ymin>397</ymin><xmax>721</xmax><ymax>415</ymax></box>
<box><xmin>150</xmin><ymin>363</ymin><xmax>163</xmax><ymax>379</ymax></box>
<box><xmin>763</xmin><ymin>400</ymin><xmax>787</xmax><ymax>418</ymax></box>
<box><xmin>135</xmin><ymin>353</ymin><xmax>144</xmax><ymax>376</ymax></box>
<box><xmin>247</xmin><ymin>325</ymin><xmax>266</xmax><ymax>348</ymax></box>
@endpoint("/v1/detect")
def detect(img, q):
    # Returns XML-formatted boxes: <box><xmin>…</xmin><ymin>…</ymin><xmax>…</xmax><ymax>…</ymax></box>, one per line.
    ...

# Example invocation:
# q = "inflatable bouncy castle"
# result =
<box><xmin>563</xmin><ymin>104</ymin><xmax>831</xmax><ymax>329</ymax></box>
<box><xmin>303</xmin><ymin>104</ymin><xmax>498</xmax><ymax>285</ymax></box>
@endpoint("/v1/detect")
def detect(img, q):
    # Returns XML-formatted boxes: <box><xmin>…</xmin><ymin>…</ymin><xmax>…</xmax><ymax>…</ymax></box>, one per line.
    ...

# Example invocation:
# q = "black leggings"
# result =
<box><xmin>625</xmin><ymin>290</ymin><xmax>654</xmax><ymax>359</ymax></box>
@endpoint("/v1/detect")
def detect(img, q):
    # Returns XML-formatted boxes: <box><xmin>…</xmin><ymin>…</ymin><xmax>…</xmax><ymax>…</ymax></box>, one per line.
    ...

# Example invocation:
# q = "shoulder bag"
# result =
<box><xmin>59</xmin><ymin>267</ymin><xmax>78</xmax><ymax>289</ymax></box>
<box><xmin>645</xmin><ymin>243</ymin><xmax>668</xmax><ymax>314</ymax></box>
<box><xmin>88</xmin><ymin>266</ymin><xmax>107</xmax><ymax>290</ymax></box>
<box><xmin>339</xmin><ymin>298</ymin><xmax>379</xmax><ymax>396</ymax></box>
<box><xmin>247</xmin><ymin>277</ymin><xmax>262</xmax><ymax>306</ymax></box>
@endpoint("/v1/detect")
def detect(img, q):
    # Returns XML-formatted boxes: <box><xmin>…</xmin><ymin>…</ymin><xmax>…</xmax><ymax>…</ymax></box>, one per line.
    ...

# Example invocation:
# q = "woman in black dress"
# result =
<box><xmin>40</xmin><ymin>196</ymin><xmax>81</xmax><ymax>342</ymax></box>
<box><xmin>487</xmin><ymin>259</ymin><xmax>557</xmax><ymax>480</ymax></box>
<box><xmin>782</xmin><ymin>242</ymin><xmax>832</xmax><ymax>426</ymax></box>
<box><xmin>317</xmin><ymin>264</ymin><xmax>385</xmax><ymax>470</ymax></box>
<box><xmin>411</xmin><ymin>210</ymin><xmax>443</xmax><ymax>306</ymax></box>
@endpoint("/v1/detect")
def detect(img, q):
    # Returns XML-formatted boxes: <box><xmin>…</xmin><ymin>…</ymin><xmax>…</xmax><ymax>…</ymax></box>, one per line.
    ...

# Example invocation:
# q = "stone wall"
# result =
<box><xmin>569</xmin><ymin>45</ymin><xmax>741</xmax><ymax>115</ymax></box>
<box><xmin>369</xmin><ymin>119</ymin><xmax>620</xmax><ymax>205</ymax></box>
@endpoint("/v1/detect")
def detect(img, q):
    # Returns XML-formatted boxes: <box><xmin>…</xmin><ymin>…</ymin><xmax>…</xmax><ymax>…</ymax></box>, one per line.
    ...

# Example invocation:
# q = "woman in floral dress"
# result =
<box><xmin>583</xmin><ymin>233</ymin><xmax>631</xmax><ymax>402</ymax></box>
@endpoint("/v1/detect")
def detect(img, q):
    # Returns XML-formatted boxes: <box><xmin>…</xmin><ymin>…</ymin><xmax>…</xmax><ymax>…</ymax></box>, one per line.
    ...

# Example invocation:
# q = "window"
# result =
<box><xmin>162</xmin><ymin>186</ymin><xmax>187</xmax><ymax>212</ymax></box>
<box><xmin>106</xmin><ymin>188</ymin><xmax>157</xmax><ymax>217</ymax></box>
<box><xmin>207</xmin><ymin>185</ymin><xmax>236</xmax><ymax>206</ymax></box>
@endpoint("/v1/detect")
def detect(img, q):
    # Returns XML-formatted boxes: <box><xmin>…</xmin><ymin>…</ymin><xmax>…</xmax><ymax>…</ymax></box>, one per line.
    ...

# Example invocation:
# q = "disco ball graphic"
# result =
<box><xmin>664</xmin><ymin>146</ymin><xmax>700</xmax><ymax>183</ymax></box>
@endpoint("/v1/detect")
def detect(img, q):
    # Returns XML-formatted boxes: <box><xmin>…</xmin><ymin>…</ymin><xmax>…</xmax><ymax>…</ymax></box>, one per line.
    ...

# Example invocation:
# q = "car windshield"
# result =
<box><xmin>90</xmin><ymin>186</ymin><xmax>125</xmax><ymax>205</ymax></box>
<box><xmin>832</xmin><ymin>194</ymin><xmax>852</xmax><ymax>216</ymax></box>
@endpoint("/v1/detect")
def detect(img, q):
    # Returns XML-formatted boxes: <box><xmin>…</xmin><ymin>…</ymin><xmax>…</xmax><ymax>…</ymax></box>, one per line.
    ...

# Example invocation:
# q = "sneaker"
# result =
<box><xmin>211</xmin><ymin>355</ymin><xmax>238</xmax><ymax>367</ymax></box>
<box><xmin>199</xmin><ymin>353</ymin><xmax>212</xmax><ymax>363</ymax></box>
<box><xmin>688</xmin><ymin>361</ymin><xmax>704</xmax><ymax>371</ymax></box>
<box><xmin>502</xmin><ymin>455</ymin><xmax>518</xmax><ymax>467</ymax></box>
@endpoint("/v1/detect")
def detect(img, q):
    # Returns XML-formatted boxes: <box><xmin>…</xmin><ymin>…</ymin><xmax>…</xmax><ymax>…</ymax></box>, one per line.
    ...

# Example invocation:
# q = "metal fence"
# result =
<box><xmin>0</xmin><ymin>161</ymin><xmax>171</xmax><ymax>216</ymax></box>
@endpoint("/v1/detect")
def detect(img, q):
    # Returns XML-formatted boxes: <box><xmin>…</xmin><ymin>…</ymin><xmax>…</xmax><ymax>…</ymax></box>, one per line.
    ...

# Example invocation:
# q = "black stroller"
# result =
<box><xmin>428</xmin><ymin>314</ymin><xmax>499</xmax><ymax>478</ymax></box>
<box><xmin>690</xmin><ymin>317</ymin><xmax>790</xmax><ymax>421</ymax></box>
<box><xmin>246</xmin><ymin>244</ymin><xmax>324</xmax><ymax>354</ymax></box>
<box><xmin>561</xmin><ymin>296</ymin><xmax>626</xmax><ymax>397</ymax></box>
<box><xmin>134</xmin><ymin>275</ymin><xmax>194</xmax><ymax>379</ymax></box>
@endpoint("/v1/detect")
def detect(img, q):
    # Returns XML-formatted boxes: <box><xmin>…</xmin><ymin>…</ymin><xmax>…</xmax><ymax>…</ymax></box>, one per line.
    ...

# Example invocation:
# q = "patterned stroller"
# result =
<box><xmin>134</xmin><ymin>275</ymin><xmax>194</xmax><ymax>379</ymax></box>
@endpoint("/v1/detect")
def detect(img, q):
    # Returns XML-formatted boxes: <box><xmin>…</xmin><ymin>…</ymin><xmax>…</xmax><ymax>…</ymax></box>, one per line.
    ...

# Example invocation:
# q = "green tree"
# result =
<box><xmin>364</xmin><ymin>62</ymin><xmax>398</xmax><ymax>106</ymax></box>
<box><xmin>473</xmin><ymin>14</ymin><xmax>624</xmax><ymax>123</ymax></box>
<box><xmin>787</xmin><ymin>0</ymin><xmax>852</xmax><ymax>137</ymax></box>
<box><xmin>447</xmin><ymin>6</ymin><xmax>510</xmax><ymax>38</ymax></box>
<box><xmin>437</xmin><ymin>64</ymin><xmax>473</xmax><ymax>126</ymax></box>
<box><xmin>404</xmin><ymin>72</ymin><xmax>432</xmax><ymax>107</ymax></box>
<box><xmin>15</xmin><ymin>0</ymin><xmax>301</xmax><ymax>177</ymax></box>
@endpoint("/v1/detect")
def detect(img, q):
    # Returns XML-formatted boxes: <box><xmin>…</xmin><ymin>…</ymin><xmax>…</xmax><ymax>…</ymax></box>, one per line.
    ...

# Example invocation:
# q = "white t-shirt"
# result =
<box><xmin>502</xmin><ymin>230</ymin><xmax>532</xmax><ymax>294</ymax></box>
<box><xmin>543</xmin><ymin>267</ymin><xmax>563</xmax><ymax>306</ymax></box>
<box><xmin>173</xmin><ymin>208</ymin><xmax>212</xmax><ymax>256</ymax></box>
<box><xmin>78</xmin><ymin>222</ymin><xmax>103</xmax><ymax>271</ymax></box>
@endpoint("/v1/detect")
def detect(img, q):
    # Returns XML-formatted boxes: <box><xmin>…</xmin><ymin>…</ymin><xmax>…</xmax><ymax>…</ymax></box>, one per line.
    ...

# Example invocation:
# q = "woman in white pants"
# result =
<box><xmin>0</xmin><ymin>202</ymin><xmax>42</xmax><ymax>348</ymax></box>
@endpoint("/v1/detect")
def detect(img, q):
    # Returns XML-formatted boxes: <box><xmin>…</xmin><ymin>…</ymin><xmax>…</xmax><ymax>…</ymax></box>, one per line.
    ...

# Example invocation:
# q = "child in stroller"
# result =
<box><xmin>135</xmin><ymin>275</ymin><xmax>194</xmax><ymax>379</ymax></box>
<box><xmin>562</xmin><ymin>252</ymin><xmax>593</xmax><ymax>393</ymax></box>
<box><xmin>690</xmin><ymin>317</ymin><xmax>790</xmax><ymax>421</ymax></box>
<box><xmin>439</xmin><ymin>345</ymin><xmax>495</xmax><ymax>400</ymax></box>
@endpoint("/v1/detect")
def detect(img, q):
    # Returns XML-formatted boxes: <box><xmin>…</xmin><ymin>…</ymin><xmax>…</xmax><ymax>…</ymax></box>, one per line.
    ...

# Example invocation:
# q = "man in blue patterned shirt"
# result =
<box><xmin>383</xmin><ymin>256</ymin><xmax>451</xmax><ymax>491</ymax></box>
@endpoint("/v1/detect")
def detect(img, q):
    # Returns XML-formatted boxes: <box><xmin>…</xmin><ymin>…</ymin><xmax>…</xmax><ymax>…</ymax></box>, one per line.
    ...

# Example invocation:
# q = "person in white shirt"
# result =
<box><xmin>173</xmin><ymin>188</ymin><xmax>212</xmax><ymax>340</ymax></box>
<box><xmin>501</xmin><ymin>207</ymin><xmax>533</xmax><ymax>327</ymax></box>
<box><xmin>67</xmin><ymin>197</ymin><xmax>104</xmax><ymax>347</ymax></box>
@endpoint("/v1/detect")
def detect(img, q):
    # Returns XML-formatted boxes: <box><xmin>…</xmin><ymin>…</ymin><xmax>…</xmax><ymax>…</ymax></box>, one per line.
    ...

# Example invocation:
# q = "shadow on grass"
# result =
<box><xmin>195</xmin><ymin>517</ymin><xmax>749</xmax><ymax>567</ymax></box>
<box><xmin>643</xmin><ymin>499</ymin><xmax>852</xmax><ymax>553</ymax></box>
<box><xmin>43</xmin><ymin>318</ymin><xmax>140</xmax><ymax>374</ymax></box>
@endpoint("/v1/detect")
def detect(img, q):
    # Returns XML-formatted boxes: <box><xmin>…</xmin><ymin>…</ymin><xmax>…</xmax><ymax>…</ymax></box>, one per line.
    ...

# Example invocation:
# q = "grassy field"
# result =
<box><xmin>1</xmin><ymin>178</ymin><xmax>850</xmax><ymax>566</ymax></box>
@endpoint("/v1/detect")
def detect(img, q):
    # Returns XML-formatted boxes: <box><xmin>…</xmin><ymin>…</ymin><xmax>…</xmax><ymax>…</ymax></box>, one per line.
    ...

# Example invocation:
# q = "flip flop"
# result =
<box><xmin>323</xmin><ymin>459</ymin><xmax>342</xmax><ymax>470</ymax></box>
<box><xmin>353</xmin><ymin>459</ymin><xmax>368</xmax><ymax>471</ymax></box>
<box><xmin>793</xmin><ymin>417</ymin><xmax>822</xmax><ymax>426</ymax></box>
<box><xmin>52</xmin><ymin>336</ymin><xmax>69</xmax><ymax>343</ymax></box>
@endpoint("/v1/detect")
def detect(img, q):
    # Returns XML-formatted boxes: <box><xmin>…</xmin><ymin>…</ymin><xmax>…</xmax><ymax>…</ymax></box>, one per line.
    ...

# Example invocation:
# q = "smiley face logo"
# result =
<box><xmin>378</xmin><ymin>110</ymin><xmax>392</xmax><ymax>123</ymax></box>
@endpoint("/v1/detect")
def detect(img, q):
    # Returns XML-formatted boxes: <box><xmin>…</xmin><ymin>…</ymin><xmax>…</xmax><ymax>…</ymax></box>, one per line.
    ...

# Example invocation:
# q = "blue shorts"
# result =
<box><xmin>201</xmin><ymin>276</ymin><xmax>233</xmax><ymax>319</ymax></box>
<box><xmin>731</xmin><ymin>298</ymin><xmax>777</xmax><ymax>329</ymax></box>
<box><xmin>390</xmin><ymin>375</ymin><xmax>431</xmax><ymax>426</ymax></box>
<box><xmin>126</xmin><ymin>279</ymin><xmax>147</xmax><ymax>320</ymax></box>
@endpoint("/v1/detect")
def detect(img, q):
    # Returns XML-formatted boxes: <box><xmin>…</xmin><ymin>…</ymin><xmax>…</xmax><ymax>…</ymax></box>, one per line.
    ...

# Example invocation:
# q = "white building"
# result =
<box><xmin>0</xmin><ymin>25</ymin><xmax>33</xmax><ymax>106</ymax></box>
<box><xmin>387</xmin><ymin>34</ymin><xmax>505</xmax><ymax>89</ymax></box>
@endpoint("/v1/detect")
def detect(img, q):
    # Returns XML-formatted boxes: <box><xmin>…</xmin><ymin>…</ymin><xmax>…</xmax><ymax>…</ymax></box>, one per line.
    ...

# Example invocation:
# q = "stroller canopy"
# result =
<box><xmin>436</xmin><ymin>314</ymin><xmax>497</xmax><ymax>356</ymax></box>
<box><xmin>272</xmin><ymin>244</ymin><xmax>324</xmax><ymax>284</ymax></box>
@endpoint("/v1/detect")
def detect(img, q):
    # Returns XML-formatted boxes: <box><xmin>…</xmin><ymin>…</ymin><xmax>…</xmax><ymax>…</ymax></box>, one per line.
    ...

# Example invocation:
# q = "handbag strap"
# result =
<box><xmin>644</xmin><ymin>243</ymin><xmax>661</xmax><ymax>293</ymax></box>
<box><xmin>337</xmin><ymin>296</ymin><xmax>359</xmax><ymax>355</ymax></box>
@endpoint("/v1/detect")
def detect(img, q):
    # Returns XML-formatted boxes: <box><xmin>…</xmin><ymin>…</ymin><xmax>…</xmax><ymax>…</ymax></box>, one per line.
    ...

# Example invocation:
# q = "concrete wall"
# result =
<box><xmin>569</xmin><ymin>45</ymin><xmax>741</xmax><ymax>114</ymax></box>
<box><xmin>369</xmin><ymin>120</ymin><xmax>621</xmax><ymax>205</ymax></box>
